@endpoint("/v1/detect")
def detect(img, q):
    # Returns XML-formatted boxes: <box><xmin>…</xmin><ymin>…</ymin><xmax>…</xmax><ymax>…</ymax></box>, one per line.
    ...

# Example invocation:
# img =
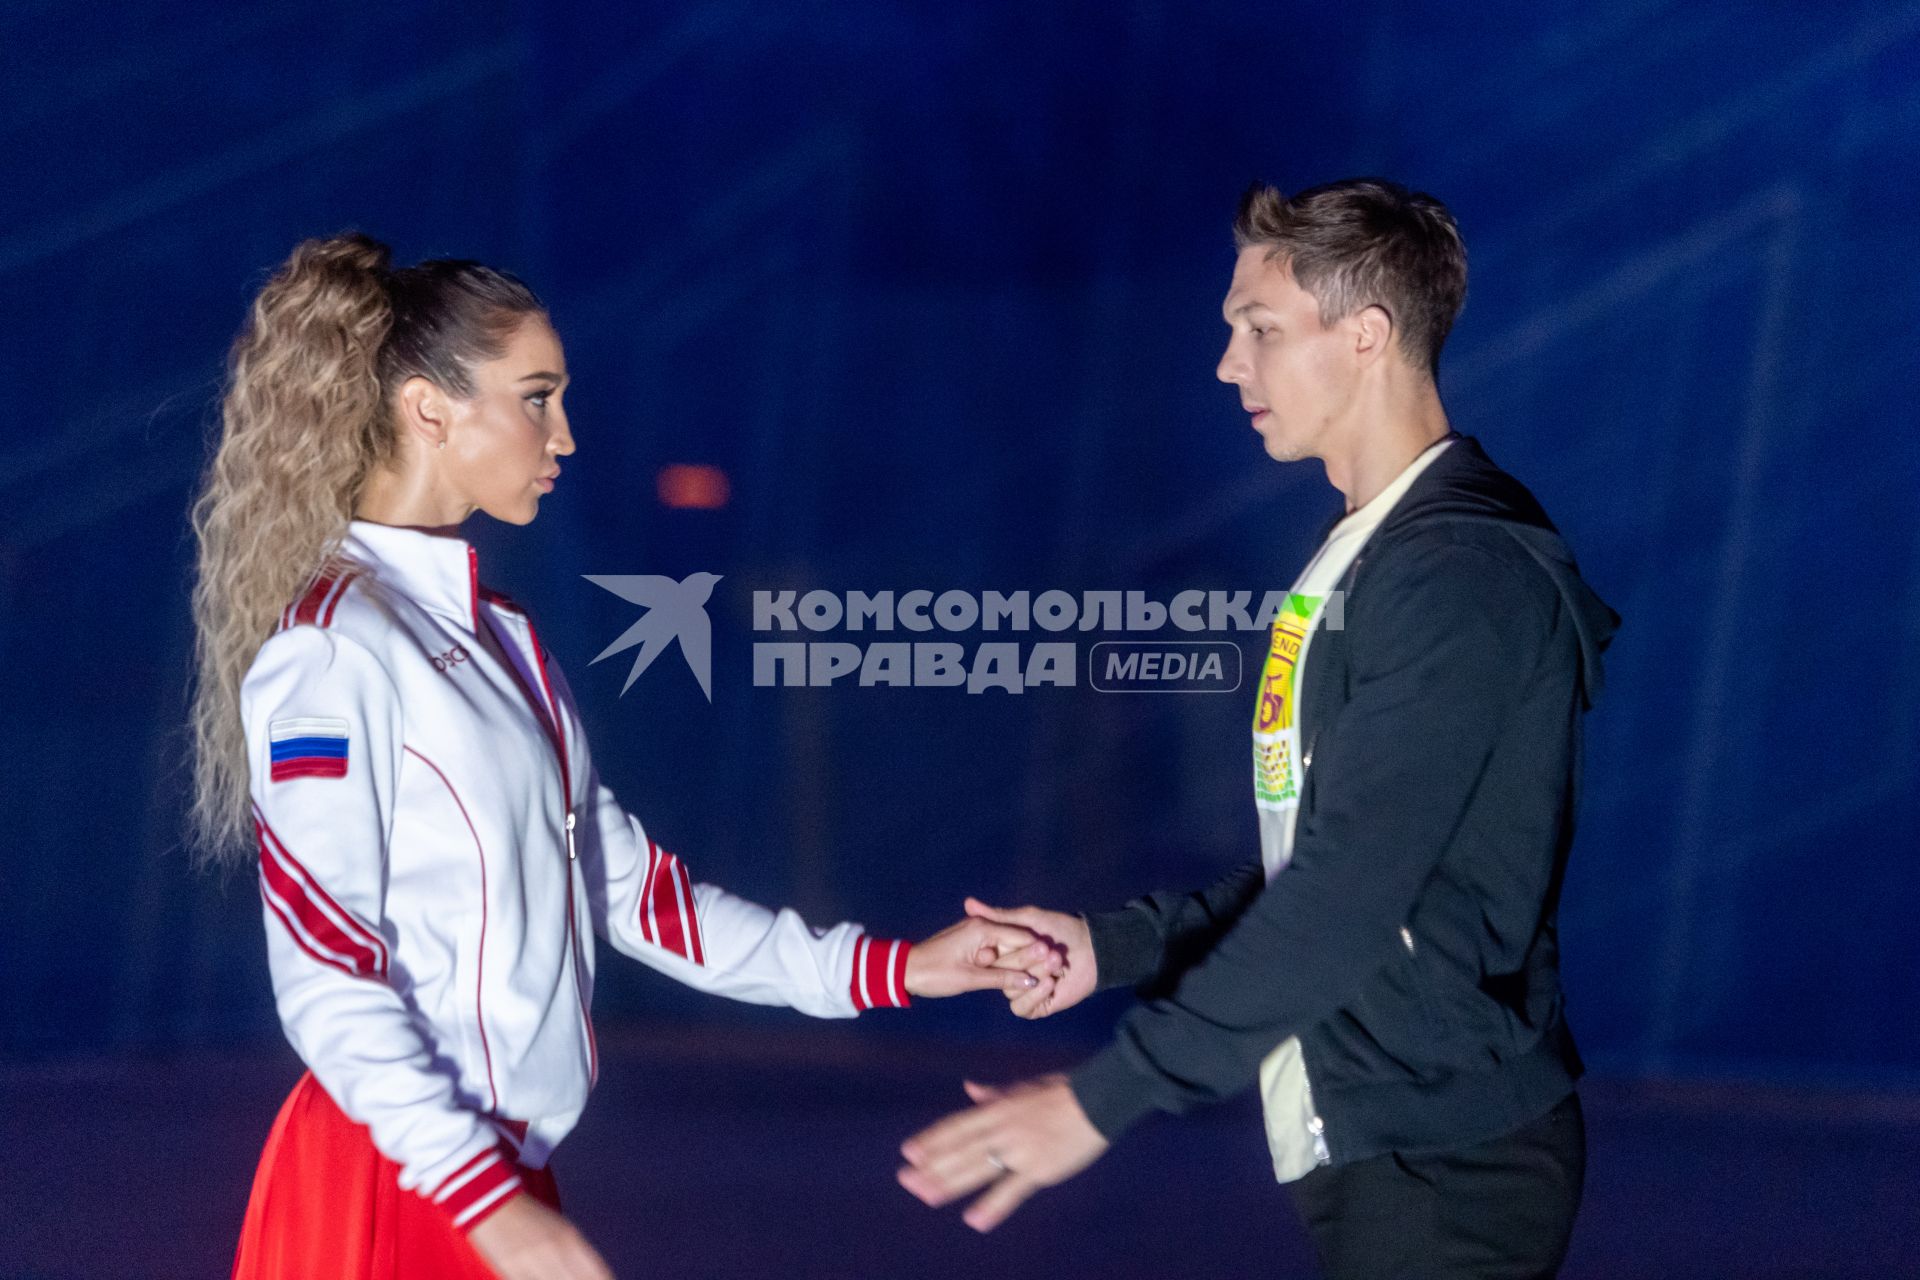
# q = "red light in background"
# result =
<box><xmin>656</xmin><ymin>464</ymin><xmax>731</xmax><ymax>510</ymax></box>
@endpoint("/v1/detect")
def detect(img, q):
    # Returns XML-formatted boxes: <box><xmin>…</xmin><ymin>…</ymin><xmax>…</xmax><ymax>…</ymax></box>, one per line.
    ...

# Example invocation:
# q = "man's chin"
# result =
<box><xmin>1259</xmin><ymin>431</ymin><xmax>1310</xmax><ymax>463</ymax></box>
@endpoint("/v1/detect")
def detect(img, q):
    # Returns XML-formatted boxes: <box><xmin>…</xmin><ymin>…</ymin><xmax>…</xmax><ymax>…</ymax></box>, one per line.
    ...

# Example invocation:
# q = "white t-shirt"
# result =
<box><xmin>1251</xmin><ymin>435</ymin><xmax>1456</xmax><ymax>1181</ymax></box>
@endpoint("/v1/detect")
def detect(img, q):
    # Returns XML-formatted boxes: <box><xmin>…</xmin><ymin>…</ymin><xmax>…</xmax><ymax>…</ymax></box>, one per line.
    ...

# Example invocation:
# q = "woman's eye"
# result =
<box><xmin>527</xmin><ymin>391</ymin><xmax>551</xmax><ymax>409</ymax></box>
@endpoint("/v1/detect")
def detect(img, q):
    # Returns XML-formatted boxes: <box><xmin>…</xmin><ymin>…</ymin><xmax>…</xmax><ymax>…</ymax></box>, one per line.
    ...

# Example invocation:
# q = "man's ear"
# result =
<box><xmin>1352</xmin><ymin>304</ymin><xmax>1395</xmax><ymax>367</ymax></box>
<box><xmin>394</xmin><ymin>375</ymin><xmax>450</xmax><ymax>449</ymax></box>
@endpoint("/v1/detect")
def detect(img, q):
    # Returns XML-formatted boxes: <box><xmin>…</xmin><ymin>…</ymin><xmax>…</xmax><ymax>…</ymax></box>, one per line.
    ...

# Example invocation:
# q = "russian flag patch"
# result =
<box><xmin>269</xmin><ymin>717</ymin><xmax>350</xmax><ymax>782</ymax></box>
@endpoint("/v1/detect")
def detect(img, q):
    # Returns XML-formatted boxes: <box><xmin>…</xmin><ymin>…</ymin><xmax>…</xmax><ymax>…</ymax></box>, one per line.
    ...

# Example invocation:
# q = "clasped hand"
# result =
<box><xmin>956</xmin><ymin>897</ymin><xmax>1098</xmax><ymax>1017</ymax></box>
<box><xmin>903</xmin><ymin>910</ymin><xmax>1071</xmax><ymax>999</ymax></box>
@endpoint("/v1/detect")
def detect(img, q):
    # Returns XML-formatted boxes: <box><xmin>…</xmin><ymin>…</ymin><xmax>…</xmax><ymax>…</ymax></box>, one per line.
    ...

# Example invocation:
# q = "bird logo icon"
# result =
<box><xmin>583</xmin><ymin>572</ymin><xmax>723</xmax><ymax>701</ymax></box>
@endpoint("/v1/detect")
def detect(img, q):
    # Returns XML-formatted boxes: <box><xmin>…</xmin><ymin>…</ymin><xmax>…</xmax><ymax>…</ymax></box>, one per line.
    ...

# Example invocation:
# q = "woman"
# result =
<box><xmin>189</xmin><ymin>233</ymin><xmax>1058</xmax><ymax>1279</ymax></box>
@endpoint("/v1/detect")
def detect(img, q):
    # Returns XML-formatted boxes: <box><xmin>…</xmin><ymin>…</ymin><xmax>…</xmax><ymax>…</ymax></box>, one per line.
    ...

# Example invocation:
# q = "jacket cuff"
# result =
<box><xmin>1067</xmin><ymin>1039</ymin><xmax>1164</xmax><ymax>1143</ymax></box>
<box><xmin>1084</xmin><ymin>908</ymin><xmax>1164</xmax><ymax>991</ymax></box>
<box><xmin>429</xmin><ymin>1144</ymin><xmax>525</xmax><ymax>1233</ymax></box>
<box><xmin>850</xmin><ymin>935</ymin><xmax>912</xmax><ymax>1010</ymax></box>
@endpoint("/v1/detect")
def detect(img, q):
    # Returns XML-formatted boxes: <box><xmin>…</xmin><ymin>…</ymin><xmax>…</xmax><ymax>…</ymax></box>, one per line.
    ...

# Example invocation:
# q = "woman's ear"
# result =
<box><xmin>394</xmin><ymin>375</ymin><xmax>451</xmax><ymax>450</ymax></box>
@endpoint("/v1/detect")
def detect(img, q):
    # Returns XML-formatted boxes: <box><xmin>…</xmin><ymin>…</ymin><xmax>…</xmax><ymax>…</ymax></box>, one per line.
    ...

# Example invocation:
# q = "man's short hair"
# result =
<box><xmin>1233</xmin><ymin>178</ymin><xmax>1467</xmax><ymax>375</ymax></box>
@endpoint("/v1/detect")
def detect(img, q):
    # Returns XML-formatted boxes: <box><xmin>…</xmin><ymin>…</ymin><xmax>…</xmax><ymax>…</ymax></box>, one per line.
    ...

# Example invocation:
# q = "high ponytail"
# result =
<box><xmin>186</xmin><ymin>232</ymin><xmax>544</xmax><ymax>867</ymax></box>
<box><xmin>187</xmin><ymin>232</ymin><xmax>395</xmax><ymax>866</ymax></box>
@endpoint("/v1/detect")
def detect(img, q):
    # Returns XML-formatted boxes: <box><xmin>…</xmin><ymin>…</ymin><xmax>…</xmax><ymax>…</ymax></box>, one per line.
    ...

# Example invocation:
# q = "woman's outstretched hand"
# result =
<box><xmin>903</xmin><ymin>914</ymin><xmax>1067</xmax><ymax>1000</ymax></box>
<box><xmin>468</xmin><ymin>1194</ymin><xmax>614</xmax><ymax>1280</ymax></box>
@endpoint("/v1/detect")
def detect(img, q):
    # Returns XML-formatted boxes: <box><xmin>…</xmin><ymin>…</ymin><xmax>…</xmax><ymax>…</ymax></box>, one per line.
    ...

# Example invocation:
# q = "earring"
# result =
<box><xmin>437</xmin><ymin>440</ymin><xmax>446</xmax><ymax>451</ymax></box>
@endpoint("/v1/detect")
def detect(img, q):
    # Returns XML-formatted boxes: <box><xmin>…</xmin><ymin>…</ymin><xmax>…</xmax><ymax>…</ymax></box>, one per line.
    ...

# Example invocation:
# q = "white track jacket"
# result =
<box><xmin>241</xmin><ymin>519</ymin><xmax>911</xmax><ymax>1231</ymax></box>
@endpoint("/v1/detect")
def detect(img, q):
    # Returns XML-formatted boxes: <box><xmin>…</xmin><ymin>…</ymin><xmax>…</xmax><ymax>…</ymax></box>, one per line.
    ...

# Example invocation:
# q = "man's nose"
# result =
<box><xmin>1216</xmin><ymin>342</ymin><xmax>1245</xmax><ymax>385</ymax></box>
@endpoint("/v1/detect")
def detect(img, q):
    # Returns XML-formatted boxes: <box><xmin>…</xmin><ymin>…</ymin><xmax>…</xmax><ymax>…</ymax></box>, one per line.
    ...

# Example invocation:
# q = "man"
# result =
<box><xmin>898</xmin><ymin>178</ymin><xmax>1620</xmax><ymax>1280</ymax></box>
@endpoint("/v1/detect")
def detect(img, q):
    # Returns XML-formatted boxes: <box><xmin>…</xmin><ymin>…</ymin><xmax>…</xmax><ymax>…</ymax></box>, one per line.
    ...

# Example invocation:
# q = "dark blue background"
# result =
<box><xmin>4</xmin><ymin>1</ymin><xmax>1917</xmax><ymax>1096</ymax></box>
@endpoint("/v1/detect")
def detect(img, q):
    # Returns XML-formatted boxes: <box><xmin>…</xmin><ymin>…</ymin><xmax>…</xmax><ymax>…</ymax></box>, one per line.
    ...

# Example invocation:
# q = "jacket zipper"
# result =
<box><xmin>493</xmin><ymin>601</ymin><xmax>598</xmax><ymax>1085</ymax></box>
<box><xmin>1298</xmin><ymin>553</ymin><xmax>1360</xmax><ymax>782</ymax></box>
<box><xmin>1295</xmin><ymin>549</ymin><xmax>1373</xmax><ymax>1169</ymax></box>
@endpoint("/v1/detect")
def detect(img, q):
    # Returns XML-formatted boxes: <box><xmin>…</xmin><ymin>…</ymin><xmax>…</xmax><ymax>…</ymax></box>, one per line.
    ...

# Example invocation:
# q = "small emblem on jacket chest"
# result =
<box><xmin>431</xmin><ymin>644</ymin><xmax>471</xmax><ymax>673</ymax></box>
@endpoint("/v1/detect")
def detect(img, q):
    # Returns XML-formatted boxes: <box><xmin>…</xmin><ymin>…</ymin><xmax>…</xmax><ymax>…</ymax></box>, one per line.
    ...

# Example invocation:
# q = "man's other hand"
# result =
<box><xmin>897</xmin><ymin>1074</ymin><xmax>1109</xmax><ymax>1232</ymax></box>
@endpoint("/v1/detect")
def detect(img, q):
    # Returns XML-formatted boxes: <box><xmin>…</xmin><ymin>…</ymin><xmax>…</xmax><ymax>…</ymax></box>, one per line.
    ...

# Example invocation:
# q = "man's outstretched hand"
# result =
<box><xmin>962</xmin><ymin>898</ymin><xmax>1098</xmax><ymax>1018</ymax></box>
<box><xmin>904</xmin><ymin>916</ymin><xmax>1067</xmax><ymax>1000</ymax></box>
<box><xmin>897</xmin><ymin>1074</ymin><xmax>1109</xmax><ymax>1232</ymax></box>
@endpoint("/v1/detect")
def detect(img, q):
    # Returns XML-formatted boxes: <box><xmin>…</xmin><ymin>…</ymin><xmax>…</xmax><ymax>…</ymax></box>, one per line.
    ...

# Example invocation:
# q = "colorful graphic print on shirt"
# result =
<box><xmin>1252</xmin><ymin>593</ymin><xmax>1323</xmax><ymax>808</ymax></box>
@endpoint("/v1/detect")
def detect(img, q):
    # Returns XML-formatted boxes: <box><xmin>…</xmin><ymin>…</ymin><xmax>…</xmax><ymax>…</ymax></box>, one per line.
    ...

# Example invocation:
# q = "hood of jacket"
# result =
<box><xmin>1368</xmin><ymin>434</ymin><xmax>1621</xmax><ymax>710</ymax></box>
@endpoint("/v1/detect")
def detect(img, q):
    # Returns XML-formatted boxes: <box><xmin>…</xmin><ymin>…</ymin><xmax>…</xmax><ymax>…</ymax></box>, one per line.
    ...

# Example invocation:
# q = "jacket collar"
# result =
<box><xmin>1375</xmin><ymin>434</ymin><xmax>1554</xmax><ymax>535</ymax></box>
<box><xmin>342</xmin><ymin>519</ymin><xmax>481</xmax><ymax>631</ymax></box>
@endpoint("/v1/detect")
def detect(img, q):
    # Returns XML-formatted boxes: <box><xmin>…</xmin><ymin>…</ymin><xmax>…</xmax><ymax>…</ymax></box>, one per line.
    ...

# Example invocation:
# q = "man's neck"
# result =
<box><xmin>1320</xmin><ymin>384</ymin><xmax>1453</xmax><ymax>514</ymax></box>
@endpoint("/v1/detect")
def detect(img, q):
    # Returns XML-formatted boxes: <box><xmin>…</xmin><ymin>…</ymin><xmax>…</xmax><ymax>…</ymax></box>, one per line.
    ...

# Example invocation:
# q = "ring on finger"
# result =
<box><xmin>986</xmin><ymin>1149</ymin><xmax>1010</xmax><ymax>1174</ymax></box>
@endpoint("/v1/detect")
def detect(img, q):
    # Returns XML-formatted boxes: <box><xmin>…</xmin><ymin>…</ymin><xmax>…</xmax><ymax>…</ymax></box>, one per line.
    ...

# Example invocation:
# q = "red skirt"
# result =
<box><xmin>231</xmin><ymin>1072</ymin><xmax>560</xmax><ymax>1280</ymax></box>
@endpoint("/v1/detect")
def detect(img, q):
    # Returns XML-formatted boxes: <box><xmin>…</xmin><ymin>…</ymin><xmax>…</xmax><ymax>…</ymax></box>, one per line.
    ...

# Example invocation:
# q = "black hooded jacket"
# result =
<box><xmin>1068</xmin><ymin>435</ymin><xmax>1621</xmax><ymax>1167</ymax></box>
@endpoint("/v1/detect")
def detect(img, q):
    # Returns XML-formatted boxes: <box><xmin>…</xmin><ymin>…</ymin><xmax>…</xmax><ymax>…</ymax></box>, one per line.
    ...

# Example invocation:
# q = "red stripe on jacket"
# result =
<box><xmin>405</xmin><ymin>745</ymin><xmax>500</xmax><ymax>1117</ymax></box>
<box><xmin>633</xmin><ymin>843</ymin><xmax>707</xmax><ymax>966</ymax></box>
<box><xmin>849</xmin><ymin>936</ymin><xmax>912</xmax><ymax>1011</ymax></box>
<box><xmin>643</xmin><ymin>845</ymin><xmax>694</xmax><ymax>963</ymax></box>
<box><xmin>430</xmin><ymin>1145</ymin><xmax>524</xmax><ymax>1233</ymax></box>
<box><xmin>255</xmin><ymin>814</ymin><xmax>389</xmax><ymax>978</ymax></box>
<box><xmin>284</xmin><ymin>567</ymin><xmax>358</xmax><ymax>630</ymax></box>
<box><xmin>672</xmin><ymin>857</ymin><xmax>705</xmax><ymax>966</ymax></box>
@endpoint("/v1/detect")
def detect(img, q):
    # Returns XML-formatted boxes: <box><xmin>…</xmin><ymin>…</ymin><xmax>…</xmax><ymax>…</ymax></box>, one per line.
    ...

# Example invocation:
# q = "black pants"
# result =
<box><xmin>1287</xmin><ymin>1091</ymin><xmax>1586</xmax><ymax>1280</ymax></box>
